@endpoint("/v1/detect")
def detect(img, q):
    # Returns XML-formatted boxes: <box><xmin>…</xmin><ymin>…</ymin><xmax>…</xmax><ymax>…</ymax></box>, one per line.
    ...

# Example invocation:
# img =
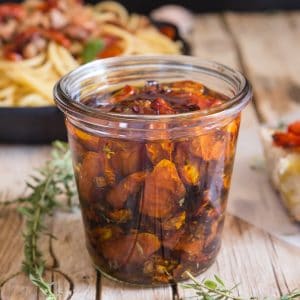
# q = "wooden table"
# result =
<box><xmin>1</xmin><ymin>12</ymin><xmax>300</xmax><ymax>299</ymax></box>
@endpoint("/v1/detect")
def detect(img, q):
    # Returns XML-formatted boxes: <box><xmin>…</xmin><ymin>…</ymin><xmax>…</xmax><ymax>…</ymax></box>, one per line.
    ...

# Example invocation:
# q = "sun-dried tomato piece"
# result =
<box><xmin>176</xmin><ymin>237</ymin><xmax>204</xmax><ymax>261</ymax></box>
<box><xmin>178</xmin><ymin>160</ymin><xmax>201</xmax><ymax>186</ymax></box>
<box><xmin>190</xmin><ymin>133</ymin><xmax>225</xmax><ymax>161</ymax></box>
<box><xmin>224</xmin><ymin>118</ymin><xmax>240</xmax><ymax>159</ymax></box>
<box><xmin>273</xmin><ymin>132</ymin><xmax>300</xmax><ymax>148</ymax></box>
<box><xmin>78</xmin><ymin>151</ymin><xmax>104</xmax><ymax>200</ymax></box>
<box><xmin>91</xmin><ymin>225</ymin><xmax>124</xmax><ymax>243</ymax></box>
<box><xmin>0</xmin><ymin>4</ymin><xmax>25</xmax><ymax>21</ymax></box>
<box><xmin>141</xmin><ymin>159</ymin><xmax>186</xmax><ymax>218</ymax></box>
<box><xmin>110</xmin><ymin>85</ymin><xmax>137</xmax><ymax>103</ymax></box>
<box><xmin>189</xmin><ymin>94</ymin><xmax>220</xmax><ymax>110</ymax></box>
<box><xmin>102</xmin><ymin>233</ymin><xmax>160</xmax><ymax>266</ymax></box>
<box><xmin>106</xmin><ymin>171</ymin><xmax>147</xmax><ymax>209</ymax></box>
<box><xmin>162</xmin><ymin>228</ymin><xmax>185</xmax><ymax>249</ymax></box>
<box><xmin>162</xmin><ymin>211</ymin><xmax>186</xmax><ymax>231</ymax></box>
<box><xmin>143</xmin><ymin>255</ymin><xmax>178</xmax><ymax>283</ymax></box>
<box><xmin>146</xmin><ymin>141</ymin><xmax>174</xmax><ymax>165</ymax></box>
<box><xmin>109</xmin><ymin>141</ymin><xmax>144</xmax><ymax>177</ymax></box>
<box><xmin>150</xmin><ymin>97</ymin><xmax>176</xmax><ymax>114</ymax></box>
<box><xmin>164</xmin><ymin>80</ymin><xmax>205</xmax><ymax>93</ymax></box>
<box><xmin>107</xmin><ymin>209</ymin><xmax>132</xmax><ymax>223</ymax></box>
<box><xmin>67</xmin><ymin>122</ymin><xmax>100</xmax><ymax>151</ymax></box>
<box><xmin>288</xmin><ymin>121</ymin><xmax>300</xmax><ymax>136</ymax></box>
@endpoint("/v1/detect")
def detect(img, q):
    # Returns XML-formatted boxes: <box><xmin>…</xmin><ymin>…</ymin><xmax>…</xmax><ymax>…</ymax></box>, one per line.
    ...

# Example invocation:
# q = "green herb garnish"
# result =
<box><xmin>82</xmin><ymin>39</ymin><xmax>104</xmax><ymax>63</ymax></box>
<box><xmin>182</xmin><ymin>271</ymin><xmax>300</xmax><ymax>300</ymax></box>
<box><xmin>17</xmin><ymin>141</ymin><xmax>75</xmax><ymax>300</ymax></box>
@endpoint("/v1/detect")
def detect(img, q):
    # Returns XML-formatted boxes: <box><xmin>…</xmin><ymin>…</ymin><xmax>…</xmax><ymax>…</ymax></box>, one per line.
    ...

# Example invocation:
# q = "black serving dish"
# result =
<box><xmin>0</xmin><ymin>22</ymin><xmax>189</xmax><ymax>144</ymax></box>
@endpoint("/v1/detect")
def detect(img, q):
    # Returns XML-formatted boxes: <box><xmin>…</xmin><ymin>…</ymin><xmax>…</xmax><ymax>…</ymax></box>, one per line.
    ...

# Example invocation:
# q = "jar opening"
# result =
<box><xmin>54</xmin><ymin>55</ymin><xmax>252</xmax><ymax>140</ymax></box>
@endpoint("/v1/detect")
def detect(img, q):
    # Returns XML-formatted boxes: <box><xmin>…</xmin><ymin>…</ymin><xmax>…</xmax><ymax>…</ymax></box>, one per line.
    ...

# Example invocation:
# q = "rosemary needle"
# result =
<box><xmin>182</xmin><ymin>271</ymin><xmax>300</xmax><ymax>300</ymax></box>
<box><xmin>17</xmin><ymin>141</ymin><xmax>76</xmax><ymax>300</ymax></box>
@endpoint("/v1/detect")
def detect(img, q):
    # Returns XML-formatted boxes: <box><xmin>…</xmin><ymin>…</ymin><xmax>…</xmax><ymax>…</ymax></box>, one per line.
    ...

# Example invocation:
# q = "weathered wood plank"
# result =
<box><xmin>0</xmin><ymin>207</ymin><xmax>24</xmax><ymax>283</ymax></box>
<box><xmin>100</xmin><ymin>277</ymin><xmax>173</xmax><ymax>300</ymax></box>
<box><xmin>0</xmin><ymin>273</ymin><xmax>38</xmax><ymax>300</ymax></box>
<box><xmin>267</xmin><ymin>235</ymin><xmax>300</xmax><ymax>293</ymax></box>
<box><xmin>0</xmin><ymin>146</ymin><xmax>50</xmax><ymax>199</ymax></box>
<box><xmin>224</xmin><ymin>12</ymin><xmax>300</xmax><ymax>124</ymax></box>
<box><xmin>0</xmin><ymin>147</ymin><xmax>54</xmax><ymax>300</ymax></box>
<box><xmin>51</xmin><ymin>211</ymin><xmax>97</xmax><ymax>300</ymax></box>
<box><xmin>188</xmin><ymin>14</ymin><xmax>258</xmax><ymax>128</ymax></box>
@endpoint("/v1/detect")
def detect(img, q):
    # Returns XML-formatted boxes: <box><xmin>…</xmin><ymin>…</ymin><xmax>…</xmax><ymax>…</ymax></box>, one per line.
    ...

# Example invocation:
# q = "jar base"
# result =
<box><xmin>92</xmin><ymin>257</ymin><xmax>217</xmax><ymax>288</ymax></box>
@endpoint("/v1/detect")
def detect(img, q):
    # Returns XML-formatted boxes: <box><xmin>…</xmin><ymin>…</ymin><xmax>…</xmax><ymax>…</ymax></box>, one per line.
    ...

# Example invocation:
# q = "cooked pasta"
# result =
<box><xmin>0</xmin><ymin>0</ymin><xmax>182</xmax><ymax>107</ymax></box>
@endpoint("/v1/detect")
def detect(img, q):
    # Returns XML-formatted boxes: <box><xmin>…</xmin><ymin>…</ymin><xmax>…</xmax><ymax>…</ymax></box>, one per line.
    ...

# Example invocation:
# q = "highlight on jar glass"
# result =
<box><xmin>54</xmin><ymin>56</ymin><xmax>252</xmax><ymax>286</ymax></box>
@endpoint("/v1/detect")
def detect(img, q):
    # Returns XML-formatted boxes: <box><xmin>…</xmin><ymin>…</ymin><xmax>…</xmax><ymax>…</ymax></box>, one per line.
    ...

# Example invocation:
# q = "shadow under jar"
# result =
<box><xmin>54</xmin><ymin>56</ymin><xmax>252</xmax><ymax>286</ymax></box>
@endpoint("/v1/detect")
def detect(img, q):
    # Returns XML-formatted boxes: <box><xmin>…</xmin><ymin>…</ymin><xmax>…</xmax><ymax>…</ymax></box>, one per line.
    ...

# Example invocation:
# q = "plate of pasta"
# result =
<box><xmin>0</xmin><ymin>0</ymin><xmax>189</xmax><ymax>143</ymax></box>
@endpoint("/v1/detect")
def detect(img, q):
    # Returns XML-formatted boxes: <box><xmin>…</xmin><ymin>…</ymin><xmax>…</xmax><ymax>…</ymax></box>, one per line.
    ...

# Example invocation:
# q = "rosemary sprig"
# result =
<box><xmin>182</xmin><ymin>271</ymin><xmax>300</xmax><ymax>300</ymax></box>
<box><xmin>17</xmin><ymin>141</ymin><xmax>76</xmax><ymax>300</ymax></box>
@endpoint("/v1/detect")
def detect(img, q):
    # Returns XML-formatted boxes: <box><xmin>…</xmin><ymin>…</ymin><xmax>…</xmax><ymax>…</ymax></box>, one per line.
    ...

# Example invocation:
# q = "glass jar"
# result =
<box><xmin>54</xmin><ymin>55</ymin><xmax>252</xmax><ymax>286</ymax></box>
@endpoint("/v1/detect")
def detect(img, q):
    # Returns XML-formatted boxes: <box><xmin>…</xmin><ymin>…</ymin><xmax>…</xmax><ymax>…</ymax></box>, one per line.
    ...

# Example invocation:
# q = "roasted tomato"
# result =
<box><xmin>0</xmin><ymin>4</ymin><xmax>25</xmax><ymax>21</ymax></box>
<box><xmin>189</xmin><ymin>132</ymin><xmax>225</xmax><ymax>161</ymax></box>
<box><xmin>101</xmin><ymin>233</ymin><xmax>160</xmax><ymax>266</ymax></box>
<box><xmin>150</xmin><ymin>97</ymin><xmax>175</xmax><ymax>114</ymax></box>
<box><xmin>106</xmin><ymin>171</ymin><xmax>147</xmax><ymax>209</ymax></box>
<box><xmin>163</xmin><ymin>80</ymin><xmax>205</xmax><ymax>94</ymax></box>
<box><xmin>109</xmin><ymin>141</ymin><xmax>144</xmax><ymax>177</ymax></box>
<box><xmin>90</xmin><ymin>225</ymin><xmax>123</xmax><ymax>243</ymax></box>
<box><xmin>110</xmin><ymin>85</ymin><xmax>137</xmax><ymax>103</ymax></box>
<box><xmin>146</xmin><ymin>141</ymin><xmax>174</xmax><ymax>165</ymax></box>
<box><xmin>143</xmin><ymin>255</ymin><xmax>178</xmax><ymax>283</ymax></box>
<box><xmin>98</xmin><ymin>40</ymin><xmax>123</xmax><ymax>59</ymax></box>
<box><xmin>162</xmin><ymin>228</ymin><xmax>185</xmax><ymax>249</ymax></box>
<box><xmin>107</xmin><ymin>209</ymin><xmax>132</xmax><ymax>223</ymax></box>
<box><xmin>273</xmin><ymin>132</ymin><xmax>300</xmax><ymax>148</ymax></box>
<box><xmin>78</xmin><ymin>151</ymin><xmax>104</xmax><ymax>201</ymax></box>
<box><xmin>67</xmin><ymin>122</ymin><xmax>100</xmax><ymax>152</ymax></box>
<box><xmin>162</xmin><ymin>211</ymin><xmax>186</xmax><ymax>231</ymax></box>
<box><xmin>288</xmin><ymin>121</ymin><xmax>300</xmax><ymax>135</ymax></box>
<box><xmin>141</xmin><ymin>159</ymin><xmax>185</xmax><ymax>218</ymax></box>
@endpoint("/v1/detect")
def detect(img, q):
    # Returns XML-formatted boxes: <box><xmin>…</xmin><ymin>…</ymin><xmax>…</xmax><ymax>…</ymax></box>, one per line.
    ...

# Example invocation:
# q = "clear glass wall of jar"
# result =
<box><xmin>54</xmin><ymin>56</ymin><xmax>252</xmax><ymax>286</ymax></box>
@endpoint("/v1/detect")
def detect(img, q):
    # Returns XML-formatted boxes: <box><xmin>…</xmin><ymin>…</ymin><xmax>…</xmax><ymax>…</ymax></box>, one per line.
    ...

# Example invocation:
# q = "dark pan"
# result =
<box><xmin>0</xmin><ymin>21</ymin><xmax>190</xmax><ymax>144</ymax></box>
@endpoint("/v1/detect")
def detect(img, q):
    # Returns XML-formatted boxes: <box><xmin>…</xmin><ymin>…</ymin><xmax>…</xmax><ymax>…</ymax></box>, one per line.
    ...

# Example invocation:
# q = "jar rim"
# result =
<box><xmin>54</xmin><ymin>55</ymin><xmax>252</xmax><ymax>123</ymax></box>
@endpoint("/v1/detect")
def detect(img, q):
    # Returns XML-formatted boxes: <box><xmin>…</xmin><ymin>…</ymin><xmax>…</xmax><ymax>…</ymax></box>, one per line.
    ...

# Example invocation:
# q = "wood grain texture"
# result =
<box><xmin>51</xmin><ymin>211</ymin><xmax>97</xmax><ymax>300</ymax></box>
<box><xmin>224</xmin><ymin>12</ymin><xmax>300</xmax><ymax>124</ymax></box>
<box><xmin>188</xmin><ymin>14</ymin><xmax>258</xmax><ymax>129</ymax></box>
<box><xmin>100</xmin><ymin>277</ymin><xmax>173</xmax><ymax>300</ymax></box>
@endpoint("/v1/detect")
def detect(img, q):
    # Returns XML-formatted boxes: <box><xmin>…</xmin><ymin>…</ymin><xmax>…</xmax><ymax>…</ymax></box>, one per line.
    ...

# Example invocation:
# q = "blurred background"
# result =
<box><xmin>1</xmin><ymin>0</ymin><xmax>300</xmax><ymax>12</ymax></box>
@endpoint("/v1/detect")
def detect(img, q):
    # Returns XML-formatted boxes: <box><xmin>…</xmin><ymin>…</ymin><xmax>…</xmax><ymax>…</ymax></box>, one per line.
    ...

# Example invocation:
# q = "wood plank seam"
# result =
<box><xmin>220</xmin><ymin>13</ymin><xmax>263</xmax><ymax>123</ymax></box>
